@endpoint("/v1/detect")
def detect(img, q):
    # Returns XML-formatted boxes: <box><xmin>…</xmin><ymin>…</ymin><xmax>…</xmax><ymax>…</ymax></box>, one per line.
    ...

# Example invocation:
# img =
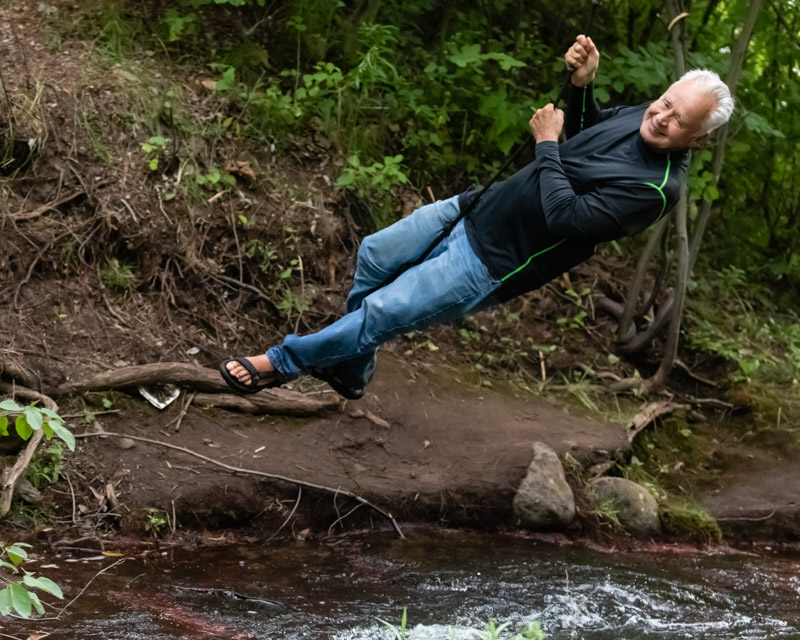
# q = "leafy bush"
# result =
<box><xmin>0</xmin><ymin>401</ymin><xmax>75</xmax><ymax>452</ymax></box>
<box><xmin>0</xmin><ymin>541</ymin><xmax>63</xmax><ymax>618</ymax></box>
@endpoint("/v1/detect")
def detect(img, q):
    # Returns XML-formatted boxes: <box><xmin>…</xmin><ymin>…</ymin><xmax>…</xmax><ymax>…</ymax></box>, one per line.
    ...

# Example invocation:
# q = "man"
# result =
<box><xmin>220</xmin><ymin>35</ymin><xmax>734</xmax><ymax>398</ymax></box>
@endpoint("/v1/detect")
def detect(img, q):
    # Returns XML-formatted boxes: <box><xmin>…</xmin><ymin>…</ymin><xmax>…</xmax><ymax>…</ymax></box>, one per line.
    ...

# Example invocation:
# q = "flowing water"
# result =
<box><xmin>10</xmin><ymin>529</ymin><xmax>800</xmax><ymax>639</ymax></box>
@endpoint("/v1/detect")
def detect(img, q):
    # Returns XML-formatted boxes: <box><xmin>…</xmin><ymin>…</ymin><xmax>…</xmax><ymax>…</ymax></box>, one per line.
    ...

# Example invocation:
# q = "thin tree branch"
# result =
<box><xmin>74</xmin><ymin>431</ymin><xmax>405</xmax><ymax>539</ymax></box>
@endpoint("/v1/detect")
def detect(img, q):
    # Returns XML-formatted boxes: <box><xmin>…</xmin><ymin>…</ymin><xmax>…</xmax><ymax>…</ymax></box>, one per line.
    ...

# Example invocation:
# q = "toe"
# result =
<box><xmin>227</xmin><ymin>361</ymin><xmax>252</xmax><ymax>384</ymax></box>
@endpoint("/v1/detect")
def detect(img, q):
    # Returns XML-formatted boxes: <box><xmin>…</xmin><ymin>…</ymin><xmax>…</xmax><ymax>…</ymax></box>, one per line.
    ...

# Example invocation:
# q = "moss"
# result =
<box><xmin>660</xmin><ymin>500</ymin><xmax>722</xmax><ymax>544</ymax></box>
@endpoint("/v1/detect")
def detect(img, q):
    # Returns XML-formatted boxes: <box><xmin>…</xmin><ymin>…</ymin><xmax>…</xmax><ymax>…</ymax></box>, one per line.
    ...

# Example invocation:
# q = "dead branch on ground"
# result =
<box><xmin>46</xmin><ymin>362</ymin><xmax>339</xmax><ymax>415</ymax></box>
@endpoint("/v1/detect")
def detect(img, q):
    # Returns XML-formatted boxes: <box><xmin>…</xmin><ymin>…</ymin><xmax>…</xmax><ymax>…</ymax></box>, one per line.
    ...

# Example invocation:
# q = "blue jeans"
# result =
<box><xmin>267</xmin><ymin>195</ymin><xmax>502</xmax><ymax>387</ymax></box>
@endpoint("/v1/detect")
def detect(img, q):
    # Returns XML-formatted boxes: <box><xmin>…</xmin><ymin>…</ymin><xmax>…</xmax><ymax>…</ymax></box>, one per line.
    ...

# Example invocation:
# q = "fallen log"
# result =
<box><xmin>192</xmin><ymin>392</ymin><xmax>338</xmax><ymax>415</ymax></box>
<box><xmin>46</xmin><ymin>362</ymin><xmax>339</xmax><ymax>415</ymax></box>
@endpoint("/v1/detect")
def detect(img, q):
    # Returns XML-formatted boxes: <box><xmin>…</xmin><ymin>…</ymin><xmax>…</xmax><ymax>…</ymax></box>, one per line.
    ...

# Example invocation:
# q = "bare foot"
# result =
<box><xmin>226</xmin><ymin>354</ymin><xmax>274</xmax><ymax>386</ymax></box>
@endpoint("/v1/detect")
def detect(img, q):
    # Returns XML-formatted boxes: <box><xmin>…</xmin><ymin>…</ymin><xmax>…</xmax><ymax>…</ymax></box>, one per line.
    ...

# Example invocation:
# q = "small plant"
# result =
<box><xmin>140</xmin><ymin>135</ymin><xmax>167</xmax><ymax>171</ymax></box>
<box><xmin>0</xmin><ymin>541</ymin><xmax>63</xmax><ymax>618</ymax></box>
<box><xmin>592</xmin><ymin>499</ymin><xmax>623</xmax><ymax>529</ymax></box>
<box><xmin>195</xmin><ymin>167</ymin><xmax>236</xmax><ymax>191</ymax></box>
<box><xmin>101</xmin><ymin>258</ymin><xmax>137</xmax><ymax>292</ymax></box>
<box><xmin>145</xmin><ymin>508</ymin><xmax>167</xmax><ymax>538</ymax></box>
<box><xmin>377</xmin><ymin>607</ymin><xmax>408</xmax><ymax>640</ymax></box>
<box><xmin>336</xmin><ymin>154</ymin><xmax>409</xmax><ymax>229</ymax></box>
<box><xmin>660</xmin><ymin>500</ymin><xmax>722</xmax><ymax>544</ymax></box>
<box><xmin>27</xmin><ymin>442</ymin><xmax>65</xmax><ymax>490</ymax></box>
<box><xmin>0</xmin><ymin>400</ymin><xmax>74</xmax><ymax>452</ymax></box>
<box><xmin>485</xmin><ymin>619</ymin><xmax>513</xmax><ymax>639</ymax></box>
<box><xmin>556</xmin><ymin>287</ymin><xmax>591</xmax><ymax>330</ymax></box>
<box><xmin>244</xmin><ymin>239</ymin><xmax>279</xmax><ymax>275</ymax></box>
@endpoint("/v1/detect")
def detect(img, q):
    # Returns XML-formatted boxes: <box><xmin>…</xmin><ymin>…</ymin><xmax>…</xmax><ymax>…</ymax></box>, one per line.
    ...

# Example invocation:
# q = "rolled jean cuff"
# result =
<box><xmin>265</xmin><ymin>346</ymin><xmax>298</xmax><ymax>383</ymax></box>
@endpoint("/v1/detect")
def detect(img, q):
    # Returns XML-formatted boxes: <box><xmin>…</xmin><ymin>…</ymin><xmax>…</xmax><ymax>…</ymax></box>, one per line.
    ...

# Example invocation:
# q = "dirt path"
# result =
<box><xmin>73</xmin><ymin>350</ymin><xmax>630</xmax><ymax>535</ymax></box>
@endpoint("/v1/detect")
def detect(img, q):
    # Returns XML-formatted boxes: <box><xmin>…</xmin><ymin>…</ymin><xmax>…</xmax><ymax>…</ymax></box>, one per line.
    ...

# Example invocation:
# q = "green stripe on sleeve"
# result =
<box><xmin>501</xmin><ymin>239</ymin><xmax>567</xmax><ymax>282</ymax></box>
<box><xmin>643</xmin><ymin>154</ymin><xmax>672</xmax><ymax>217</ymax></box>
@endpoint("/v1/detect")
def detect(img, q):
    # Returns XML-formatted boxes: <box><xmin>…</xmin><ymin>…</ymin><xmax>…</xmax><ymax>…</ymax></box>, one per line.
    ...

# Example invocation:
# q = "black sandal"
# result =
<box><xmin>219</xmin><ymin>356</ymin><xmax>280</xmax><ymax>394</ymax></box>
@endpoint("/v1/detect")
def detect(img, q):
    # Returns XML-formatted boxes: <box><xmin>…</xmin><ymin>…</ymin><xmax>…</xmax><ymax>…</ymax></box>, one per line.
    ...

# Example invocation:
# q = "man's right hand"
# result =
<box><xmin>565</xmin><ymin>34</ymin><xmax>599</xmax><ymax>87</ymax></box>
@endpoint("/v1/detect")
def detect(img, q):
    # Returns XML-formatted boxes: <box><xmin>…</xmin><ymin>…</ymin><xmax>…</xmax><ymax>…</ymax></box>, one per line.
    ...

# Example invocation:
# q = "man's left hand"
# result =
<box><xmin>530</xmin><ymin>104</ymin><xmax>564</xmax><ymax>143</ymax></box>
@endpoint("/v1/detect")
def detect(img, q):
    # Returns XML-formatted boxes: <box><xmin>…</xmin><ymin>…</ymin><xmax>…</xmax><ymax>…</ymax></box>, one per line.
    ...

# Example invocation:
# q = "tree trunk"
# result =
<box><xmin>688</xmin><ymin>0</ymin><xmax>765</xmax><ymax>273</ymax></box>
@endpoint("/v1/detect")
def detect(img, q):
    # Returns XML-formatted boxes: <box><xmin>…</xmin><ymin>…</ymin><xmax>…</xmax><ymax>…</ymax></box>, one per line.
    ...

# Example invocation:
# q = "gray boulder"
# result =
<box><xmin>513</xmin><ymin>442</ymin><xmax>575</xmax><ymax>528</ymax></box>
<box><xmin>589</xmin><ymin>476</ymin><xmax>661</xmax><ymax>537</ymax></box>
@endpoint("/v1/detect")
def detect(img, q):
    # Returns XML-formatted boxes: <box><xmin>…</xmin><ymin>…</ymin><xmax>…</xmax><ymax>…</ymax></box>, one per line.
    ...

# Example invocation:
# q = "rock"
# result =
<box><xmin>589</xmin><ymin>477</ymin><xmax>661</xmax><ymax>537</ymax></box>
<box><xmin>13</xmin><ymin>477</ymin><xmax>43</xmax><ymax>504</ymax></box>
<box><xmin>117</xmin><ymin>438</ymin><xmax>136</xmax><ymax>450</ymax></box>
<box><xmin>512</xmin><ymin>442</ymin><xmax>575</xmax><ymax>528</ymax></box>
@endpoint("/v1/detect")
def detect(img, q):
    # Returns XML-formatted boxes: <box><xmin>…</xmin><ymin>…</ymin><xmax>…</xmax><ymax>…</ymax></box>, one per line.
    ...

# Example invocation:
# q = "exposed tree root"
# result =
<box><xmin>46</xmin><ymin>362</ymin><xmax>339</xmax><ymax>415</ymax></box>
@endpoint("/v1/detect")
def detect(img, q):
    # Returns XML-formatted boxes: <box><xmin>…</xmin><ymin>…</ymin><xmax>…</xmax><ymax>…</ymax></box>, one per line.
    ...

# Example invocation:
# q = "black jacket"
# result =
<box><xmin>461</xmin><ymin>83</ymin><xmax>689</xmax><ymax>302</ymax></box>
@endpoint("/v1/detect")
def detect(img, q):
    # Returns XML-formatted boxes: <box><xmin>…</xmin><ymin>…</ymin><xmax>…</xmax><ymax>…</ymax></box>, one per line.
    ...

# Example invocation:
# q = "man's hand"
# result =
<box><xmin>530</xmin><ymin>104</ymin><xmax>564</xmax><ymax>143</ymax></box>
<box><xmin>565</xmin><ymin>34</ymin><xmax>599</xmax><ymax>87</ymax></box>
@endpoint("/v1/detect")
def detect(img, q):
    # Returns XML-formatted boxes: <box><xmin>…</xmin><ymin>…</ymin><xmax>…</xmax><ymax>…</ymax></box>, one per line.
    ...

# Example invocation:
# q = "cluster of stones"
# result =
<box><xmin>512</xmin><ymin>442</ymin><xmax>660</xmax><ymax>537</ymax></box>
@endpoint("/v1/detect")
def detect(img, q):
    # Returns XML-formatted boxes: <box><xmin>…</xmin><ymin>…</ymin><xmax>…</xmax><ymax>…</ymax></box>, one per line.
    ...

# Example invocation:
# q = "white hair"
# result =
<box><xmin>671</xmin><ymin>69</ymin><xmax>735</xmax><ymax>135</ymax></box>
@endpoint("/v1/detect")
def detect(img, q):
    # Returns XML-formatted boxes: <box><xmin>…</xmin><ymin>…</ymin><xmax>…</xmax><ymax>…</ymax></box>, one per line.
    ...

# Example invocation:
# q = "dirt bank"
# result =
<box><xmin>62</xmin><ymin>349</ymin><xmax>629</xmax><ymax>537</ymax></box>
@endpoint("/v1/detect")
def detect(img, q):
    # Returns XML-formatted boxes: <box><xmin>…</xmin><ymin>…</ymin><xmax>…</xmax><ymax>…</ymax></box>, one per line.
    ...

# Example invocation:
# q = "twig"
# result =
<box><xmin>155</xmin><ymin>186</ymin><xmax>174</xmax><ymax>225</ymax></box>
<box><xmin>266</xmin><ymin>486</ymin><xmax>302</xmax><ymax>543</ymax></box>
<box><xmin>674</xmin><ymin>359</ymin><xmax>719</xmax><ymax>388</ymax></box>
<box><xmin>10</xmin><ymin>189</ymin><xmax>87</xmax><ymax>221</ymax></box>
<box><xmin>120</xmin><ymin>198</ymin><xmax>139</xmax><ymax>224</ymax></box>
<box><xmin>212</xmin><ymin>274</ymin><xmax>280</xmax><ymax>312</ymax></box>
<box><xmin>74</xmin><ymin>432</ymin><xmax>405</xmax><ymax>539</ymax></box>
<box><xmin>230</xmin><ymin>208</ymin><xmax>244</xmax><ymax>284</ymax></box>
<box><xmin>717</xmin><ymin>510</ymin><xmax>776</xmax><ymax>522</ymax></box>
<box><xmin>294</xmin><ymin>253</ymin><xmax>305</xmax><ymax>334</ymax></box>
<box><xmin>683</xmin><ymin>395</ymin><xmax>734</xmax><ymax>409</ymax></box>
<box><xmin>328</xmin><ymin>502</ymin><xmax>365</xmax><ymax>536</ymax></box>
<box><xmin>37</xmin><ymin>558</ymin><xmax>129</xmax><ymax>620</ymax></box>
<box><xmin>65</xmin><ymin>471</ymin><xmax>78</xmax><ymax>527</ymax></box>
<box><xmin>171</xmin><ymin>391</ymin><xmax>196</xmax><ymax>433</ymax></box>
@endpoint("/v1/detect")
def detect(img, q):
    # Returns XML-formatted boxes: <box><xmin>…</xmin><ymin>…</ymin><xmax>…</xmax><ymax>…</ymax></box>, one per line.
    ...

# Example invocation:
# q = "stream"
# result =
<box><xmin>11</xmin><ymin>528</ymin><xmax>800</xmax><ymax>639</ymax></box>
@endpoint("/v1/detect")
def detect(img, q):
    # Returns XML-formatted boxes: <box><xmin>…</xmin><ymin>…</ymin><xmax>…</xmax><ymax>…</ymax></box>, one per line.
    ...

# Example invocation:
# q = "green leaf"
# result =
<box><xmin>29</xmin><ymin>590</ymin><xmax>45</xmax><ymax>615</ymax></box>
<box><xmin>49</xmin><ymin>421</ymin><xmax>76</xmax><ymax>452</ymax></box>
<box><xmin>15</xmin><ymin>414</ymin><xmax>33</xmax><ymax>441</ymax></box>
<box><xmin>40</xmin><ymin>407</ymin><xmax>61</xmax><ymax>421</ymax></box>
<box><xmin>0</xmin><ymin>399</ymin><xmax>22</xmax><ymax>412</ymax></box>
<box><xmin>7</xmin><ymin>544</ymin><xmax>29</xmax><ymax>565</ymax></box>
<box><xmin>216</xmin><ymin>66</ymin><xmax>236</xmax><ymax>91</ymax></box>
<box><xmin>102</xmin><ymin>397</ymin><xmax>113</xmax><ymax>409</ymax></box>
<box><xmin>0</xmin><ymin>415</ymin><xmax>7</xmax><ymax>436</ymax></box>
<box><xmin>336</xmin><ymin>172</ymin><xmax>354</xmax><ymax>187</ymax></box>
<box><xmin>24</xmin><ymin>407</ymin><xmax>43</xmax><ymax>431</ymax></box>
<box><xmin>449</xmin><ymin>43</ymin><xmax>482</xmax><ymax>68</ymax></box>
<box><xmin>149</xmin><ymin>158</ymin><xmax>159</xmax><ymax>171</ymax></box>
<box><xmin>42</xmin><ymin>422</ymin><xmax>54</xmax><ymax>440</ymax></box>
<box><xmin>0</xmin><ymin>587</ymin><xmax>10</xmax><ymax>616</ymax></box>
<box><xmin>23</xmin><ymin>574</ymin><xmax>63</xmax><ymax>599</ymax></box>
<box><xmin>8</xmin><ymin>583</ymin><xmax>32</xmax><ymax>618</ymax></box>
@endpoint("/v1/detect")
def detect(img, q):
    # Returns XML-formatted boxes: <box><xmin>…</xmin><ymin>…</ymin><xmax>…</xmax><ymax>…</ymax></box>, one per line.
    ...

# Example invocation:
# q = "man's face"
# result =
<box><xmin>640</xmin><ymin>80</ymin><xmax>716</xmax><ymax>152</ymax></box>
